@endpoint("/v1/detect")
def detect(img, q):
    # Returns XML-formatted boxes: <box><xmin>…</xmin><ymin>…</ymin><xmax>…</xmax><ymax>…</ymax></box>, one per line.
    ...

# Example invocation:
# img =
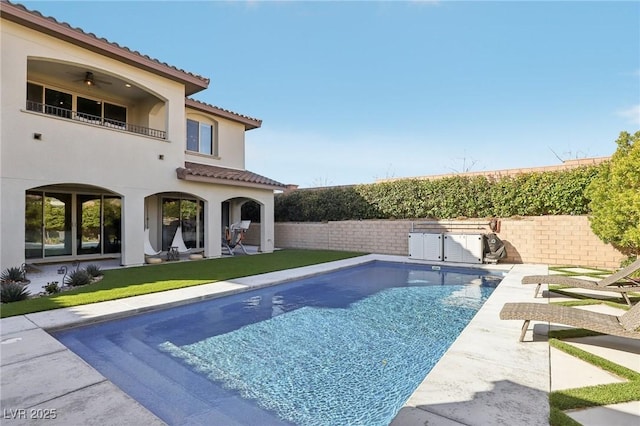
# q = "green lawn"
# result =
<box><xmin>1</xmin><ymin>249</ymin><xmax>365</xmax><ymax>318</ymax></box>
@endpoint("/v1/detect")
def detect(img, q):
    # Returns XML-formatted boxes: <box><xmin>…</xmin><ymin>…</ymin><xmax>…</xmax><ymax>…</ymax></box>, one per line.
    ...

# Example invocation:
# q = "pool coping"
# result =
<box><xmin>1</xmin><ymin>254</ymin><xmax>549</xmax><ymax>425</ymax></box>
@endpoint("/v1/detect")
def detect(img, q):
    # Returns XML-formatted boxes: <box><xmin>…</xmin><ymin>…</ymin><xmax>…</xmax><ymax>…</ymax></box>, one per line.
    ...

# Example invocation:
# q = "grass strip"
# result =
<box><xmin>548</xmin><ymin>329</ymin><xmax>604</xmax><ymax>339</ymax></box>
<box><xmin>550</xmin><ymin>339</ymin><xmax>640</xmax><ymax>381</ymax></box>
<box><xmin>550</xmin><ymin>382</ymin><xmax>640</xmax><ymax>411</ymax></box>
<box><xmin>1</xmin><ymin>249</ymin><xmax>365</xmax><ymax>318</ymax></box>
<box><xmin>547</xmin><ymin>287</ymin><xmax>638</xmax><ymax>307</ymax></box>
<box><xmin>549</xmin><ymin>406</ymin><xmax>582</xmax><ymax>426</ymax></box>
<box><xmin>549</xmin><ymin>338</ymin><xmax>640</xmax><ymax>413</ymax></box>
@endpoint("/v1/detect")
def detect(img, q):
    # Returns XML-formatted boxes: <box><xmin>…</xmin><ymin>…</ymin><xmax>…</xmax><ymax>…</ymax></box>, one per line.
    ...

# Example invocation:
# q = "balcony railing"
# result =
<box><xmin>26</xmin><ymin>100</ymin><xmax>167</xmax><ymax>139</ymax></box>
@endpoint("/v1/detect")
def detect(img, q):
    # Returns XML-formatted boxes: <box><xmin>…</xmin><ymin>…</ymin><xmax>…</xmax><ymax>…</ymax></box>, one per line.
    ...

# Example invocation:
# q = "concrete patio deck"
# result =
<box><xmin>1</xmin><ymin>254</ymin><xmax>638</xmax><ymax>425</ymax></box>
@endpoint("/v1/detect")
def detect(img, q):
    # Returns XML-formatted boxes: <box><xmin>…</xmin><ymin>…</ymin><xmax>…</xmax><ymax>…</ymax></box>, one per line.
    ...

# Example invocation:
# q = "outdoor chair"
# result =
<box><xmin>522</xmin><ymin>258</ymin><xmax>640</xmax><ymax>306</ymax></box>
<box><xmin>170</xmin><ymin>226</ymin><xmax>192</xmax><ymax>256</ymax></box>
<box><xmin>144</xmin><ymin>228</ymin><xmax>161</xmax><ymax>256</ymax></box>
<box><xmin>500</xmin><ymin>300</ymin><xmax>640</xmax><ymax>342</ymax></box>
<box><xmin>222</xmin><ymin>220</ymin><xmax>251</xmax><ymax>256</ymax></box>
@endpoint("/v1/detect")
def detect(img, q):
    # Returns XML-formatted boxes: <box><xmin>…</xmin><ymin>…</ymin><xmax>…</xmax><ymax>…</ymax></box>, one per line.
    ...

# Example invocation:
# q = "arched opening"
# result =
<box><xmin>25</xmin><ymin>183</ymin><xmax>122</xmax><ymax>261</ymax></box>
<box><xmin>221</xmin><ymin>197</ymin><xmax>263</xmax><ymax>254</ymax></box>
<box><xmin>145</xmin><ymin>193</ymin><xmax>206</xmax><ymax>253</ymax></box>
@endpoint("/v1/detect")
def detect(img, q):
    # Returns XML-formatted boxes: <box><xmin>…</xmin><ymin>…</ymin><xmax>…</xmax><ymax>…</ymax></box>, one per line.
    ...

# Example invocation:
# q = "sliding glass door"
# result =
<box><xmin>77</xmin><ymin>194</ymin><xmax>101</xmax><ymax>255</ymax></box>
<box><xmin>161</xmin><ymin>197</ymin><xmax>204</xmax><ymax>251</ymax></box>
<box><xmin>25</xmin><ymin>193</ymin><xmax>44</xmax><ymax>259</ymax></box>
<box><xmin>25</xmin><ymin>190</ymin><xmax>121</xmax><ymax>260</ymax></box>
<box><xmin>103</xmin><ymin>196</ymin><xmax>122</xmax><ymax>254</ymax></box>
<box><xmin>44</xmin><ymin>193</ymin><xmax>72</xmax><ymax>257</ymax></box>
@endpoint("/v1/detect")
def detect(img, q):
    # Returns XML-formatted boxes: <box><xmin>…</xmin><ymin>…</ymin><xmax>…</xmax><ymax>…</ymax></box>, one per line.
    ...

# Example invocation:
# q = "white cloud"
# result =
<box><xmin>617</xmin><ymin>104</ymin><xmax>640</xmax><ymax>125</ymax></box>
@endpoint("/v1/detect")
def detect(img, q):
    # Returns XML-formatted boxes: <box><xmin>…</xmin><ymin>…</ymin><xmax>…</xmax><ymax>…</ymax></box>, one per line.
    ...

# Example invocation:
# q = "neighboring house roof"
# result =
<box><xmin>177</xmin><ymin>162</ymin><xmax>285</xmax><ymax>190</ymax></box>
<box><xmin>186</xmin><ymin>98</ymin><xmax>262</xmax><ymax>131</ymax></box>
<box><xmin>1</xmin><ymin>0</ymin><xmax>209</xmax><ymax>96</ymax></box>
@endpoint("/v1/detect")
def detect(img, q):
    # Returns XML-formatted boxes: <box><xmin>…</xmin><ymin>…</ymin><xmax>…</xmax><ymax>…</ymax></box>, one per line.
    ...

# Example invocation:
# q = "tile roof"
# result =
<box><xmin>186</xmin><ymin>98</ymin><xmax>262</xmax><ymax>130</ymax></box>
<box><xmin>1</xmin><ymin>0</ymin><xmax>209</xmax><ymax>95</ymax></box>
<box><xmin>177</xmin><ymin>162</ymin><xmax>285</xmax><ymax>190</ymax></box>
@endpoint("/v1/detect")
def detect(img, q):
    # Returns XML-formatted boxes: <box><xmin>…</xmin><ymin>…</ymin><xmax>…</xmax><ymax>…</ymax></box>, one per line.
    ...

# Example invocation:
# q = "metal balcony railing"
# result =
<box><xmin>26</xmin><ymin>100</ymin><xmax>167</xmax><ymax>139</ymax></box>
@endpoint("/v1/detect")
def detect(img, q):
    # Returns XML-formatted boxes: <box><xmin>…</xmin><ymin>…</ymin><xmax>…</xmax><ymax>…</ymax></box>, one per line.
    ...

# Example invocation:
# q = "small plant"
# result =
<box><xmin>65</xmin><ymin>269</ymin><xmax>91</xmax><ymax>287</ymax></box>
<box><xmin>43</xmin><ymin>281</ymin><xmax>61</xmax><ymax>295</ymax></box>
<box><xmin>1</xmin><ymin>266</ymin><xmax>26</xmax><ymax>283</ymax></box>
<box><xmin>85</xmin><ymin>264</ymin><xmax>103</xmax><ymax>278</ymax></box>
<box><xmin>1</xmin><ymin>281</ymin><xmax>31</xmax><ymax>303</ymax></box>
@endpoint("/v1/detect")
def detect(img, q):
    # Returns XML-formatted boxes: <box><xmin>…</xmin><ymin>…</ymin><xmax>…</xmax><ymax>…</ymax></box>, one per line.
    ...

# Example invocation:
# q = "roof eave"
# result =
<box><xmin>1</xmin><ymin>1</ymin><xmax>209</xmax><ymax>96</ymax></box>
<box><xmin>185</xmin><ymin>98</ymin><xmax>262</xmax><ymax>130</ymax></box>
<box><xmin>177</xmin><ymin>171</ymin><xmax>284</xmax><ymax>191</ymax></box>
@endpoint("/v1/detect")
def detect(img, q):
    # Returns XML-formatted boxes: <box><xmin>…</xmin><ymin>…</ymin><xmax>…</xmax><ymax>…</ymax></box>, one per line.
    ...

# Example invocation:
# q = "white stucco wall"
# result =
<box><xmin>185</xmin><ymin>110</ymin><xmax>246</xmax><ymax>169</ymax></box>
<box><xmin>0</xmin><ymin>18</ymin><xmax>276</xmax><ymax>270</ymax></box>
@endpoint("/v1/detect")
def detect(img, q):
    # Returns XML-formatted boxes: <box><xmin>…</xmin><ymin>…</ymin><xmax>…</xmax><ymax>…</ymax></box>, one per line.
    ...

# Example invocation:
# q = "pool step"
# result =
<box><xmin>57</xmin><ymin>331</ymin><xmax>290</xmax><ymax>425</ymax></box>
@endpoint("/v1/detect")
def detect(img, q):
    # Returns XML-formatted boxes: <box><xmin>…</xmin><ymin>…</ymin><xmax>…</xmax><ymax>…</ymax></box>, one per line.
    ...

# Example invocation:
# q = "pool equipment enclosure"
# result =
<box><xmin>408</xmin><ymin>221</ymin><xmax>492</xmax><ymax>264</ymax></box>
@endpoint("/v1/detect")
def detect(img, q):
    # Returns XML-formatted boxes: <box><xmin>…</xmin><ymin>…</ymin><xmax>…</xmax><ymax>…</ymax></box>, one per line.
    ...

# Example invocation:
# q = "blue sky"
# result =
<box><xmin>21</xmin><ymin>1</ymin><xmax>640</xmax><ymax>187</ymax></box>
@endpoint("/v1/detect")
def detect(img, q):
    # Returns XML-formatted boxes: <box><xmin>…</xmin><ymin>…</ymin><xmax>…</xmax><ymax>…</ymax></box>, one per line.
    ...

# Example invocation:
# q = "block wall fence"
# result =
<box><xmin>244</xmin><ymin>216</ymin><xmax>626</xmax><ymax>269</ymax></box>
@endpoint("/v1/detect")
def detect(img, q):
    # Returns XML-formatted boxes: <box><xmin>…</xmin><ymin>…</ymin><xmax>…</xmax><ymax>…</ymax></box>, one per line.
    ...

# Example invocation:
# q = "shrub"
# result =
<box><xmin>586</xmin><ymin>131</ymin><xmax>640</xmax><ymax>257</ymax></box>
<box><xmin>1</xmin><ymin>266</ymin><xmax>26</xmax><ymax>283</ymax></box>
<box><xmin>65</xmin><ymin>269</ymin><xmax>92</xmax><ymax>287</ymax></box>
<box><xmin>1</xmin><ymin>281</ymin><xmax>30</xmax><ymax>303</ymax></box>
<box><xmin>85</xmin><ymin>264</ymin><xmax>103</xmax><ymax>278</ymax></box>
<box><xmin>43</xmin><ymin>281</ymin><xmax>61</xmax><ymax>295</ymax></box>
<box><xmin>273</xmin><ymin>160</ymin><xmax>601</xmax><ymax>223</ymax></box>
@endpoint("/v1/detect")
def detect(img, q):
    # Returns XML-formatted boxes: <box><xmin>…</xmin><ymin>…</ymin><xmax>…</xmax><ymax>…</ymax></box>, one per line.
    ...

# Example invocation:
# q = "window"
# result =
<box><xmin>77</xmin><ymin>96</ymin><xmax>102</xmax><ymax>123</ymax></box>
<box><xmin>26</xmin><ymin>83</ymin><xmax>43</xmax><ymax>112</ymax></box>
<box><xmin>25</xmin><ymin>82</ymin><xmax>127</xmax><ymax>129</ymax></box>
<box><xmin>104</xmin><ymin>103</ymin><xmax>126</xmax><ymax>127</ymax></box>
<box><xmin>45</xmin><ymin>88</ymin><xmax>72</xmax><ymax>118</ymax></box>
<box><xmin>186</xmin><ymin>118</ymin><xmax>216</xmax><ymax>156</ymax></box>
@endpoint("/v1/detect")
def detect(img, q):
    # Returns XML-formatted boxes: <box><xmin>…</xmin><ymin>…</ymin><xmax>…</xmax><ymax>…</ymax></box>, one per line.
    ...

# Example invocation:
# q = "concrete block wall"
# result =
<box><xmin>498</xmin><ymin>216</ymin><xmax>625</xmax><ymax>268</ymax></box>
<box><xmin>247</xmin><ymin>216</ymin><xmax>626</xmax><ymax>269</ymax></box>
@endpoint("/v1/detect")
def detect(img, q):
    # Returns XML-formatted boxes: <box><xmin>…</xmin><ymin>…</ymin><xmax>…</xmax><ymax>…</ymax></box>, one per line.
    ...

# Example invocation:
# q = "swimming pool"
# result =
<box><xmin>54</xmin><ymin>261</ymin><xmax>502</xmax><ymax>425</ymax></box>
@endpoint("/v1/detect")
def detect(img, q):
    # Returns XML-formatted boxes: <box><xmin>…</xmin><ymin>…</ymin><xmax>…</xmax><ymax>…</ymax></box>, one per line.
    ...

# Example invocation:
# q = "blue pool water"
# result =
<box><xmin>54</xmin><ymin>261</ymin><xmax>502</xmax><ymax>425</ymax></box>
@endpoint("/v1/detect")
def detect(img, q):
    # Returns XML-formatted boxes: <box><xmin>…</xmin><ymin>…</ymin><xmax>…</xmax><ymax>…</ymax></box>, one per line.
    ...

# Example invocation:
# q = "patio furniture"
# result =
<box><xmin>522</xmin><ymin>258</ymin><xmax>640</xmax><ymax>306</ymax></box>
<box><xmin>167</xmin><ymin>246</ymin><xmax>180</xmax><ymax>261</ymax></box>
<box><xmin>499</xmin><ymin>300</ymin><xmax>640</xmax><ymax>342</ymax></box>
<box><xmin>223</xmin><ymin>220</ymin><xmax>250</xmax><ymax>256</ymax></box>
<box><xmin>170</xmin><ymin>226</ymin><xmax>191</xmax><ymax>255</ymax></box>
<box><xmin>144</xmin><ymin>228</ymin><xmax>161</xmax><ymax>256</ymax></box>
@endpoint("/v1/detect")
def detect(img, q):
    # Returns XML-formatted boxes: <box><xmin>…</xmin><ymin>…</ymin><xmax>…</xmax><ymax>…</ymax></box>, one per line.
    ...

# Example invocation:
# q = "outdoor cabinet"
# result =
<box><xmin>408</xmin><ymin>233</ymin><xmax>443</xmax><ymax>261</ymax></box>
<box><xmin>443</xmin><ymin>234</ymin><xmax>484</xmax><ymax>264</ymax></box>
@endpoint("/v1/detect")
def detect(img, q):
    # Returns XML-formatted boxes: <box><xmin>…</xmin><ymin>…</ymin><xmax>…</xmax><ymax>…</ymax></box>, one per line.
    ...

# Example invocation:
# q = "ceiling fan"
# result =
<box><xmin>71</xmin><ymin>71</ymin><xmax>112</xmax><ymax>88</ymax></box>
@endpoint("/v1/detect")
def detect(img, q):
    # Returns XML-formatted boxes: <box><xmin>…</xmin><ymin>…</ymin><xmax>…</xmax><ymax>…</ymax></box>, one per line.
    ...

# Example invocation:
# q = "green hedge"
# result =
<box><xmin>274</xmin><ymin>166</ymin><xmax>602</xmax><ymax>222</ymax></box>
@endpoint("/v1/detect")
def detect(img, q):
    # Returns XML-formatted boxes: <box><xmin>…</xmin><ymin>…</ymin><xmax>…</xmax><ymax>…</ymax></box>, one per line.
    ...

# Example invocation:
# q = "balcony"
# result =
<box><xmin>26</xmin><ymin>100</ymin><xmax>167</xmax><ymax>139</ymax></box>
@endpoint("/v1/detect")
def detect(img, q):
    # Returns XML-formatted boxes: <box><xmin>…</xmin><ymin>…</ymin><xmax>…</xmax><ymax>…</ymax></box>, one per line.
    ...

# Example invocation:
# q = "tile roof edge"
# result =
<box><xmin>180</xmin><ymin>163</ymin><xmax>285</xmax><ymax>188</ymax></box>
<box><xmin>186</xmin><ymin>98</ymin><xmax>262</xmax><ymax>130</ymax></box>
<box><xmin>1</xmin><ymin>0</ymin><xmax>210</xmax><ymax>94</ymax></box>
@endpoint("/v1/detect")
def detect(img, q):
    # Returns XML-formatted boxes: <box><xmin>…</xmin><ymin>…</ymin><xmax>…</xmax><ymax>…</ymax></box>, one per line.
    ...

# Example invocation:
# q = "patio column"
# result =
<box><xmin>204</xmin><ymin>199</ymin><xmax>222</xmax><ymax>258</ymax></box>
<box><xmin>260</xmin><ymin>200</ymin><xmax>275</xmax><ymax>253</ymax></box>
<box><xmin>121</xmin><ymin>192</ymin><xmax>145</xmax><ymax>266</ymax></box>
<box><xmin>1</xmin><ymin>181</ymin><xmax>26</xmax><ymax>269</ymax></box>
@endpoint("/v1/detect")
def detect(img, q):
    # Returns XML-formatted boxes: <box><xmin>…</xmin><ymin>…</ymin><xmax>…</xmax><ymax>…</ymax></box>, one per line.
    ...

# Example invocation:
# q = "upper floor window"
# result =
<box><xmin>186</xmin><ymin>118</ymin><xmax>217</xmax><ymax>156</ymax></box>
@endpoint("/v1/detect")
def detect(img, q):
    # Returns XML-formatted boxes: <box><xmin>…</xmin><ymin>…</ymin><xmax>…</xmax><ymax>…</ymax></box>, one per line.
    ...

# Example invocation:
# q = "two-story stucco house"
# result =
<box><xmin>0</xmin><ymin>1</ymin><xmax>285</xmax><ymax>271</ymax></box>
